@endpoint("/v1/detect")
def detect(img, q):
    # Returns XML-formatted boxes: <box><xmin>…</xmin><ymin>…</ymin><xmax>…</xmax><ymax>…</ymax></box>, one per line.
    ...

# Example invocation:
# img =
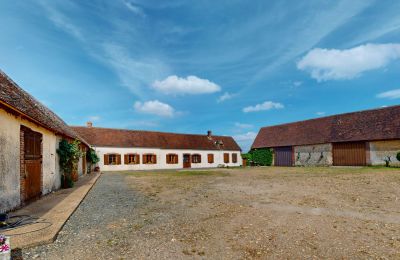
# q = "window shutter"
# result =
<box><xmin>166</xmin><ymin>154</ymin><xmax>170</xmax><ymax>164</ymax></box>
<box><xmin>153</xmin><ymin>155</ymin><xmax>157</xmax><ymax>164</ymax></box>
<box><xmin>135</xmin><ymin>154</ymin><xmax>140</xmax><ymax>164</ymax></box>
<box><xmin>104</xmin><ymin>154</ymin><xmax>109</xmax><ymax>165</ymax></box>
<box><xmin>174</xmin><ymin>154</ymin><xmax>178</xmax><ymax>164</ymax></box>
<box><xmin>143</xmin><ymin>154</ymin><xmax>147</xmax><ymax>164</ymax></box>
<box><xmin>124</xmin><ymin>154</ymin><xmax>128</xmax><ymax>164</ymax></box>
<box><xmin>224</xmin><ymin>153</ymin><xmax>229</xmax><ymax>163</ymax></box>
<box><xmin>116</xmin><ymin>154</ymin><xmax>121</xmax><ymax>165</ymax></box>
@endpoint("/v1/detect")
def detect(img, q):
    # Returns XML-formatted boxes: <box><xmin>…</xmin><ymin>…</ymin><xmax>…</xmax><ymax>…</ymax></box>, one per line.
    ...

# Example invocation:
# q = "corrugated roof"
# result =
<box><xmin>72</xmin><ymin>126</ymin><xmax>241</xmax><ymax>151</ymax></box>
<box><xmin>252</xmin><ymin>105</ymin><xmax>400</xmax><ymax>148</ymax></box>
<box><xmin>0</xmin><ymin>70</ymin><xmax>87</xmax><ymax>143</ymax></box>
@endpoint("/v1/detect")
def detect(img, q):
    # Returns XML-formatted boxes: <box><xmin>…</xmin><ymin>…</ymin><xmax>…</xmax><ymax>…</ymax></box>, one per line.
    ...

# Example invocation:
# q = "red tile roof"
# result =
<box><xmin>252</xmin><ymin>105</ymin><xmax>400</xmax><ymax>149</ymax></box>
<box><xmin>72</xmin><ymin>126</ymin><xmax>241</xmax><ymax>151</ymax></box>
<box><xmin>0</xmin><ymin>70</ymin><xmax>86</xmax><ymax>143</ymax></box>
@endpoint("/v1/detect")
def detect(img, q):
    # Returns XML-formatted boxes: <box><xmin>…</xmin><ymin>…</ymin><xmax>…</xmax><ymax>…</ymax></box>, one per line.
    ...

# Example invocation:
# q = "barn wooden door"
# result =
<box><xmin>22</xmin><ymin>127</ymin><xmax>42</xmax><ymax>201</ymax></box>
<box><xmin>333</xmin><ymin>142</ymin><xmax>366</xmax><ymax>166</ymax></box>
<box><xmin>183</xmin><ymin>154</ymin><xmax>191</xmax><ymax>168</ymax></box>
<box><xmin>274</xmin><ymin>146</ymin><xmax>293</xmax><ymax>166</ymax></box>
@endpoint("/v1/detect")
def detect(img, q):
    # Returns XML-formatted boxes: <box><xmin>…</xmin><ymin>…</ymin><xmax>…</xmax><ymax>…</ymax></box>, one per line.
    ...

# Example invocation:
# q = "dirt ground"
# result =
<box><xmin>22</xmin><ymin>166</ymin><xmax>400</xmax><ymax>259</ymax></box>
<box><xmin>121</xmin><ymin>167</ymin><xmax>400</xmax><ymax>259</ymax></box>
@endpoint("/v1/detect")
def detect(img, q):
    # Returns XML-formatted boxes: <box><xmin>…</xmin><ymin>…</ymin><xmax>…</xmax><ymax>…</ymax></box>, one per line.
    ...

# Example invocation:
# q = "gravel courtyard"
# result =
<box><xmin>22</xmin><ymin>167</ymin><xmax>400</xmax><ymax>259</ymax></box>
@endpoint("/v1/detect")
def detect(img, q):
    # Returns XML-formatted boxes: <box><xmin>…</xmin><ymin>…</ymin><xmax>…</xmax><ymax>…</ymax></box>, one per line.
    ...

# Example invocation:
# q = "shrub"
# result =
<box><xmin>241</xmin><ymin>153</ymin><xmax>252</xmax><ymax>166</ymax></box>
<box><xmin>57</xmin><ymin>139</ymin><xmax>83</xmax><ymax>188</ymax></box>
<box><xmin>250</xmin><ymin>148</ymin><xmax>273</xmax><ymax>166</ymax></box>
<box><xmin>397</xmin><ymin>152</ymin><xmax>400</xmax><ymax>162</ymax></box>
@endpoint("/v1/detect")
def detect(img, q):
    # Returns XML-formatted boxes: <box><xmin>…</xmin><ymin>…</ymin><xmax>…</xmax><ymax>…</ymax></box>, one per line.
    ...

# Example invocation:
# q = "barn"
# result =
<box><xmin>252</xmin><ymin>106</ymin><xmax>400</xmax><ymax>167</ymax></box>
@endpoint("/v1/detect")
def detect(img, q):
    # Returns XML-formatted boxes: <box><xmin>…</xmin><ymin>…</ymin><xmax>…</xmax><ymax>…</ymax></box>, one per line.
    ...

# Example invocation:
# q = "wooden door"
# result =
<box><xmin>333</xmin><ymin>142</ymin><xmax>366</xmax><ymax>166</ymax></box>
<box><xmin>23</xmin><ymin>127</ymin><xmax>42</xmax><ymax>201</ymax></box>
<box><xmin>183</xmin><ymin>154</ymin><xmax>191</xmax><ymax>168</ymax></box>
<box><xmin>274</xmin><ymin>146</ymin><xmax>293</xmax><ymax>166</ymax></box>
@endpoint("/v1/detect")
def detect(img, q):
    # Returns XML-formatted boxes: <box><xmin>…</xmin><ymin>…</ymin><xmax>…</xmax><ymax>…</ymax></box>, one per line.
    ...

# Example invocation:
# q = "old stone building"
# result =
<box><xmin>0</xmin><ymin>71</ymin><xmax>88</xmax><ymax>212</ymax></box>
<box><xmin>252</xmin><ymin>105</ymin><xmax>400</xmax><ymax>166</ymax></box>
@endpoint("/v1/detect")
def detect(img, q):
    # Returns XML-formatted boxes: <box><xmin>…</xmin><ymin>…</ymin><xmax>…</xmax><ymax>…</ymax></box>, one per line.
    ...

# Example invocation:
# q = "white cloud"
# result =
<box><xmin>152</xmin><ymin>75</ymin><xmax>221</xmax><ymax>95</ymax></box>
<box><xmin>134</xmin><ymin>100</ymin><xmax>175</xmax><ymax>117</ymax></box>
<box><xmin>297</xmin><ymin>43</ymin><xmax>400</xmax><ymax>81</ymax></box>
<box><xmin>233</xmin><ymin>131</ymin><xmax>257</xmax><ymax>152</ymax></box>
<box><xmin>243</xmin><ymin>101</ymin><xmax>284</xmax><ymax>113</ymax></box>
<box><xmin>123</xmin><ymin>0</ymin><xmax>145</xmax><ymax>17</ymax></box>
<box><xmin>217</xmin><ymin>92</ymin><xmax>236</xmax><ymax>103</ymax></box>
<box><xmin>234</xmin><ymin>122</ymin><xmax>253</xmax><ymax>129</ymax></box>
<box><xmin>377</xmin><ymin>89</ymin><xmax>400</xmax><ymax>99</ymax></box>
<box><xmin>88</xmin><ymin>116</ymin><xmax>101</xmax><ymax>121</ymax></box>
<box><xmin>293</xmin><ymin>81</ymin><xmax>303</xmax><ymax>87</ymax></box>
<box><xmin>316</xmin><ymin>112</ymin><xmax>326</xmax><ymax>116</ymax></box>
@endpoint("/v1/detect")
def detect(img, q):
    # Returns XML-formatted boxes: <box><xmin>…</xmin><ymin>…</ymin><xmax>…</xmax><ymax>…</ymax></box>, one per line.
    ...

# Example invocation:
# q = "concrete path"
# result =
<box><xmin>3</xmin><ymin>173</ymin><xmax>100</xmax><ymax>249</ymax></box>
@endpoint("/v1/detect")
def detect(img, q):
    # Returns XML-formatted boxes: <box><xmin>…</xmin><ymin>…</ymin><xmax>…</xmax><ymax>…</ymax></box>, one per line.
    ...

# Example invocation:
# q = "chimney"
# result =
<box><xmin>207</xmin><ymin>130</ymin><xmax>212</xmax><ymax>139</ymax></box>
<box><xmin>86</xmin><ymin>121</ymin><xmax>93</xmax><ymax>128</ymax></box>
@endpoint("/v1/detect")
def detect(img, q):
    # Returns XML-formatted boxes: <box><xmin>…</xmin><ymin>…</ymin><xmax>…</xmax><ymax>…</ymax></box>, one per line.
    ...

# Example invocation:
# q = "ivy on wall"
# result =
<box><xmin>57</xmin><ymin>139</ymin><xmax>84</xmax><ymax>188</ymax></box>
<box><xmin>246</xmin><ymin>148</ymin><xmax>273</xmax><ymax>166</ymax></box>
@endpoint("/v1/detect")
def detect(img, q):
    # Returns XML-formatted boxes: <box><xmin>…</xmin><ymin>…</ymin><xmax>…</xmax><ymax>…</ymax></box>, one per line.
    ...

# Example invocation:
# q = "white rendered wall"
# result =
<box><xmin>0</xmin><ymin>108</ymin><xmax>61</xmax><ymax>212</ymax></box>
<box><xmin>94</xmin><ymin>146</ymin><xmax>242</xmax><ymax>171</ymax></box>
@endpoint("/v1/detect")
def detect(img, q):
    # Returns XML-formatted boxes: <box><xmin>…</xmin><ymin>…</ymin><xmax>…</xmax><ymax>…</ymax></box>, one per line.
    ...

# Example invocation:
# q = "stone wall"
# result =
<box><xmin>369</xmin><ymin>140</ymin><xmax>400</xmax><ymax>166</ymax></box>
<box><xmin>294</xmin><ymin>143</ymin><xmax>332</xmax><ymax>166</ymax></box>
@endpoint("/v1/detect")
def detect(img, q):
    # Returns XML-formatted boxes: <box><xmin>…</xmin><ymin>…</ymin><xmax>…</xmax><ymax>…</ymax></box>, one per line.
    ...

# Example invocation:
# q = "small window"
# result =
<box><xmin>224</xmin><ymin>153</ymin><xmax>229</xmax><ymax>163</ymax></box>
<box><xmin>166</xmin><ymin>154</ymin><xmax>178</xmax><ymax>164</ymax></box>
<box><xmin>232</xmin><ymin>153</ymin><xmax>238</xmax><ymax>163</ymax></box>
<box><xmin>207</xmin><ymin>154</ymin><xmax>214</xmax><ymax>163</ymax></box>
<box><xmin>125</xmin><ymin>153</ymin><xmax>139</xmax><ymax>164</ymax></box>
<box><xmin>104</xmin><ymin>153</ymin><xmax>121</xmax><ymax>165</ymax></box>
<box><xmin>192</xmin><ymin>154</ymin><xmax>201</xmax><ymax>163</ymax></box>
<box><xmin>143</xmin><ymin>154</ymin><xmax>157</xmax><ymax>164</ymax></box>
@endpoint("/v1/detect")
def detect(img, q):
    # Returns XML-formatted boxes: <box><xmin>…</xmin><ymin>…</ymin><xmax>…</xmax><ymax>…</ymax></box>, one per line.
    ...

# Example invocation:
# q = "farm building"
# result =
<box><xmin>72</xmin><ymin>125</ymin><xmax>242</xmax><ymax>171</ymax></box>
<box><xmin>252</xmin><ymin>105</ymin><xmax>400</xmax><ymax>167</ymax></box>
<box><xmin>0</xmin><ymin>70</ymin><xmax>89</xmax><ymax>212</ymax></box>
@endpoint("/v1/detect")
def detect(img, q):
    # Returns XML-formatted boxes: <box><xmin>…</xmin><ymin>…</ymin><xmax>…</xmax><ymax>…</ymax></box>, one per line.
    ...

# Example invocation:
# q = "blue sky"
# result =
<box><xmin>1</xmin><ymin>0</ymin><xmax>400</xmax><ymax>151</ymax></box>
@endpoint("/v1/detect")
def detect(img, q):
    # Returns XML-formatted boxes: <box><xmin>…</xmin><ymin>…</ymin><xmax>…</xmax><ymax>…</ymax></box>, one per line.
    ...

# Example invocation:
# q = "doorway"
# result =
<box><xmin>183</xmin><ymin>154</ymin><xmax>191</xmax><ymax>168</ymax></box>
<box><xmin>21</xmin><ymin>126</ymin><xmax>42</xmax><ymax>202</ymax></box>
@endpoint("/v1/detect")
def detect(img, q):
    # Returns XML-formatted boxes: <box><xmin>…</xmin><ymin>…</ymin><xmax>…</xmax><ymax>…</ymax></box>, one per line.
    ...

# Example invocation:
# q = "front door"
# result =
<box><xmin>183</xmin><ymin>154</ymin><xmax>191</xmax><ymax>168</ymax></box>
<box><xmin>22</xmin><ymin>127</ymin><xmax>42</xmax><ymax>202</ymax></box>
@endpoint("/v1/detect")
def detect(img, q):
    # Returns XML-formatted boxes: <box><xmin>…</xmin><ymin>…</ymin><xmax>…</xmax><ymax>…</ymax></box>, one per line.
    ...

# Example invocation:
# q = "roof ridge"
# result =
<box><xmin>70</xmin><ymin>125</ymin><xmax>232</xmax><ymax>138</ymax></box>
<box><xmin>260</xmin><ymin>105</ymin><xmax>400</xmax><ymax>129</ymax></box>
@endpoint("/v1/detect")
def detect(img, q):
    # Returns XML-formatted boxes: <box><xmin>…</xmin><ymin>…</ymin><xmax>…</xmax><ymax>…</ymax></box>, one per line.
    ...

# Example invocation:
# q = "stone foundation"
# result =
<box><xmin>294</xmin><ymin>143</ymin><xmax>332</xmax><ymax>166</ymax></box>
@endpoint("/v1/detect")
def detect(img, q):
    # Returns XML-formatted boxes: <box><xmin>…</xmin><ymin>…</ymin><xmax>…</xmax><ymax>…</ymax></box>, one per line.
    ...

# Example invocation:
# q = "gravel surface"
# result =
<box><xmin>19</xmin><ymin>167</ymin><xmax>400</xmax><ymax>259</ymax></box>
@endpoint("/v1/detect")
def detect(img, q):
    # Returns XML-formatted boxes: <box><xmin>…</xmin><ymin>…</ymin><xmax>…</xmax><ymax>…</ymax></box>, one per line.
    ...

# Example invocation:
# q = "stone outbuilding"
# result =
<box><xmin>0</xmin><ymin>70</ymin><xmax>88</xmax><ymax>212</ymax></box>
<box><xmin>252</xmin><ymin>105</ymin><xmax>400</xmax><ymax>167</ymax></box>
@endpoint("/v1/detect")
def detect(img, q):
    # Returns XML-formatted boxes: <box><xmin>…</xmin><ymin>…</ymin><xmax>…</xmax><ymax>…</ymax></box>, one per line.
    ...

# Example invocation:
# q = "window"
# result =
<box><xmin>192</xmin><ymin>154</ymin><xmax>201</xmax><ymax>163</ymax></box>
<box><xmin>224</xmin><ymin>153</ymin><xmax>229</xmax><ymax>163</ymax></box>
<box><xmin>207</xmin><ymin>154</ymin><xmax>214</xmax><ymax>164</ymax></box>
<box><xmin>124</xmin><ymin>153</ymin><xmax>139</xmax><ymax>164</ymax></box>
<box><xmin>166</xmin><ymin>154</ymin><xmax>178</xmax><ymax>164</ymax></box>
<box><xmin>143</xmin><ymin>154</ymin><xmax>157</xmax><ymax>164</ymax></box>
<box><xmin>232</xmin><ymin>153</ymin><xmax>238</xmax><ymax>163</ymax></box>
<box><xmin>104</xmin><ymin>153</ymin><xmax>121</xmax><ymax>165</ymax></box>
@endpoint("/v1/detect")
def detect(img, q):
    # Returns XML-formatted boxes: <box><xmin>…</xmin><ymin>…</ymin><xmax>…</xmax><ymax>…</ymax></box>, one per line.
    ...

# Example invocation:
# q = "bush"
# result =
<box><xmin>241</xmin><ymin>153</ymin><xmax>252</xmax><ymax>166</ymax></box>
<box><xmin>397</xmin><ymin>152</ymin><xmax>400</xmax><ymax>162</ymax></box>
<box><xmin>250</xmin><ymin>148</ymin><xmax>273</xmax><ymax>166</ymax></box>
<box><xmin>87</xmin><ymin>148</ymin><xmax>99</xmax><ymax>164</ymax></box>
<box><xmin>57</xmin><ymin>139</ymin><xmax>83</xmax><ymax>188</ymax></box>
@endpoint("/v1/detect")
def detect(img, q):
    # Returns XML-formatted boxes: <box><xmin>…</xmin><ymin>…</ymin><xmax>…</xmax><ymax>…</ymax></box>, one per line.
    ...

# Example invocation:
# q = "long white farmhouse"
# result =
<box><xmin>73</xmin><ymin>124</ymin><xmax>242</xmax><ymax>171</ymax></box>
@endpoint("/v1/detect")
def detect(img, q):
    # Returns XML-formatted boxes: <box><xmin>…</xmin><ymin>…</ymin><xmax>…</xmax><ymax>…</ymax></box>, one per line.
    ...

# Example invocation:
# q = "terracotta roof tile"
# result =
<box><xmin>72</xmin><ymin>126</ymin><xmax>241</xmax><ymax>151</ymax></box>
<box><xmin>0</xmin><ymin>70</ymin><xmax>86</xmax><ymax>143</ymax></box>
<box><xmin>252</xmin><ymin>105</ymin><xmax>400</xmax><ymax>148</ymax></box>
